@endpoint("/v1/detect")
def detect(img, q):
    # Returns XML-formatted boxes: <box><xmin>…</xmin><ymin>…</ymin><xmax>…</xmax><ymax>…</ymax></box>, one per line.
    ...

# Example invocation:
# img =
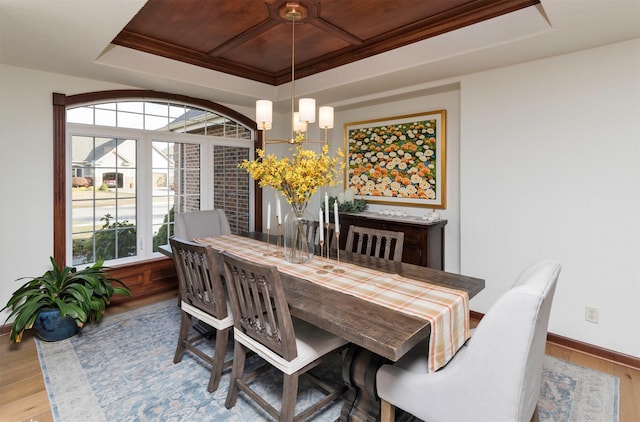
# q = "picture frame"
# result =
<box><xmin>343</xmin><ymin>110</ymin><xmax>446</xmax><ymax>209</ymax></box>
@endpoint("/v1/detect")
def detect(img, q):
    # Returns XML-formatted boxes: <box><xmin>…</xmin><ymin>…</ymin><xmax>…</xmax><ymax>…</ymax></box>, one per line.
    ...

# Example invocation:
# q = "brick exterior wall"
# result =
<box><xmin>213</xmin><ymin>145</ymin><xmax>250</xmax><ymax>234</ymax></box>
<box><xmin>172</xmin><ymin>118</ymin><xmax>251</xmax><ymax>234</ymax></box>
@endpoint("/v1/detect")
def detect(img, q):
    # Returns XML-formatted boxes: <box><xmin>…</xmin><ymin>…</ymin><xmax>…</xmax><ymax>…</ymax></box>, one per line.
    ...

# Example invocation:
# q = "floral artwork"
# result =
<box><xmin>344</xmin><ymin>110</ymin><xmax>446</xmax><ymax>208</ymax></box>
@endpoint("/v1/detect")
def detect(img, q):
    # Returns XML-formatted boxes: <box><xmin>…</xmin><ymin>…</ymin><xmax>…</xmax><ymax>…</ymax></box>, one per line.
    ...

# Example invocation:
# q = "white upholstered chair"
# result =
<box><xmin>174</xmin><ymin>209</ymin><xmax>231</xmax><ymax>240</ymax></box>
<box><xmin>376</xmin><ymin>260</ymin><xmax>562</xmax><ymax>422</ymax></box>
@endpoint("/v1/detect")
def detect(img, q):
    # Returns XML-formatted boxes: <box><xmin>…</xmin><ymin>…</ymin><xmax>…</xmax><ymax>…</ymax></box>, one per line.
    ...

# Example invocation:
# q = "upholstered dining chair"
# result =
<box><xmin>174</xmin><ymin>209</ymin><xmax>231</xmax><ymax>240</ymax></box>
<box><xmin>170</xmin><ymin>237</ymin><xmax>234</xmax><ymax>392</ymax></box>
<box><xmin>345</xmin><ymin>225</ymin><xmax>405</xmax><ymax>262</ymax></box>
<box><xmin>221</xmin><ymin>251</ymin><xmax>348</xmax><ymax>422</ymax></box>
<box><xmin>376</xmin><ymin>260</ymin><xmax>562</xmax><ymax>422</ymax></box>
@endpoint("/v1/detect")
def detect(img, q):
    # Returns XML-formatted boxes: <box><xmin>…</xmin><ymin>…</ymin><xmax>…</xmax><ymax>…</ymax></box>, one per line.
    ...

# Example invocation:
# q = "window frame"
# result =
<box><xmin>53</xmin><ymin>90</ymin><xmax>263</xmax><ymax>267</ymax></box>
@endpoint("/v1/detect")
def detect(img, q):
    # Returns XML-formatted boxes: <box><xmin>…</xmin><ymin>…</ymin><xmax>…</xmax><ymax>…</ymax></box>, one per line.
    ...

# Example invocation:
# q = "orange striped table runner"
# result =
<box><xmin>196</xmin><ymin>234</ymin><xmax>469</xmax><ymax>372</ymax></box>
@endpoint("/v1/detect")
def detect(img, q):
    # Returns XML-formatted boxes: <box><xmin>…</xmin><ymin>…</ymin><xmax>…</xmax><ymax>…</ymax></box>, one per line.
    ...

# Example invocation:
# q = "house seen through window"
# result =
<box><xmin>67</xmin><ymin>100</ymin><xmax>253</xmax><ymax>266</ymax></box>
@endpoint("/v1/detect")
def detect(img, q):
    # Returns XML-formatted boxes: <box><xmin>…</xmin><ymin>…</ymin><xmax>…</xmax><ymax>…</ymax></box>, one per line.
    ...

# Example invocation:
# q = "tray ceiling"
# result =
<box><xmin>112</xmin><ymin>0</ymin><xmax>539</xmax><ymax>86</ymax></box>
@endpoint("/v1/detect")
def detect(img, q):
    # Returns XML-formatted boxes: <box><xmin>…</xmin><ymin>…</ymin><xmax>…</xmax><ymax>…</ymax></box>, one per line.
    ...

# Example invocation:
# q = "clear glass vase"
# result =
<box><xmin>283</xmin><ymin>203</ymin><xmax>315</xmax><ymax>264</ymax></box>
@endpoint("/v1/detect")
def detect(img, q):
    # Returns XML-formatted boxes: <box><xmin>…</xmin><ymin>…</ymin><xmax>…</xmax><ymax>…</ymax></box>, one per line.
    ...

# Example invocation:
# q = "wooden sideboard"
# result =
<box><xmin>337</xmin><ymin>212</ymin><xmax>447</xmax><ymax>270</ymax></box>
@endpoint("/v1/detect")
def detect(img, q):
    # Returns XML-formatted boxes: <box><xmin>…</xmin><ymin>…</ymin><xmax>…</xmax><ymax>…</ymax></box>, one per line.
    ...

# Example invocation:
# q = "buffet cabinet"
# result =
<box><xmin>337</xmin><ymin>212</ymin><xmax>447</xmax><ymax>270</ymax></box>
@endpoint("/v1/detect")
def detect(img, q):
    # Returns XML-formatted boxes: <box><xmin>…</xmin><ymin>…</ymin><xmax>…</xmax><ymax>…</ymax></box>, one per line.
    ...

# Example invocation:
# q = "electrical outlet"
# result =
<box><xmin>585</xmin><ymin>306</ymin><xmax>599</xmax><ymax>324</ymax></box>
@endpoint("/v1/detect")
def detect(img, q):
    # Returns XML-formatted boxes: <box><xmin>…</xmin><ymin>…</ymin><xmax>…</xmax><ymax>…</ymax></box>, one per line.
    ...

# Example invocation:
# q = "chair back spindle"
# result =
<box><xmin>345</xmin><ymin>225</ymin><xmax>405</xmax><ymax>262</ymax></box>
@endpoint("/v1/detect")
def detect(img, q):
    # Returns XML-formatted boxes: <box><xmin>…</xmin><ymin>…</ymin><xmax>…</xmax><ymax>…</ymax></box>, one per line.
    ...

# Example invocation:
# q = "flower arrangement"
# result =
<box><xmin>239</xmin><ymin>136</ymin><xmax>344</xmax><ymax>263</ymax></box>
<box><xmin>239</xmin><ymin>137</ymin><xmax>344</xmax><ymax>213</ymax></box>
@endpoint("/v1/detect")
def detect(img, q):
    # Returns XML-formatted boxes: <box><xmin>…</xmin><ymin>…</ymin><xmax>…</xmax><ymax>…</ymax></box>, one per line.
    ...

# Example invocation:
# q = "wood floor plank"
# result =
<box><xmin>614</xmin><ymin>364</ymin><xmax>640</xmax><ymax>422</ymax></box>
<box><xmin>0</xmin><ymin>373</ymin><xmax>46</xmax><ymax>406</ymax></box>
<box><xmin>0</xmin><ymin>390</ymin><xmax>51</xmax><ymax>422</ymax></box>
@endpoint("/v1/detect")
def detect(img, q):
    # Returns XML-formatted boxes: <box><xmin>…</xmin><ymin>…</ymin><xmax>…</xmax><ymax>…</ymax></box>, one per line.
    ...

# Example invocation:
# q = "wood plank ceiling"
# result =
<box><xmin>112</xmin><ymin>0</ymin><xmax>540</xmax><ymax>86</ymax></box>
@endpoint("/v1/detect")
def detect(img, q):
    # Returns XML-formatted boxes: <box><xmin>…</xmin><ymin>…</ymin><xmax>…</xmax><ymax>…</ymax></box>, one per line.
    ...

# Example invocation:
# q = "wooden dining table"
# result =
<box><xmin>160</xmin><ymin>233</ymin><xmax>484</xmax><ymax>421</ymax></box>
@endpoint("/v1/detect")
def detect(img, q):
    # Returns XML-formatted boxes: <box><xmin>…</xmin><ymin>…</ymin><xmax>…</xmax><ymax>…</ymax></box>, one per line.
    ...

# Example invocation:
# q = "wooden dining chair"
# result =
<box><xmin>170</xmin><ymin>237</ymin><xmax>234</xmax><ymax>392</ymax></box>
<box><xmin>376</xmin><ymin>260</ymin><xmax>561</xmax><ymax>422</ymax></box>
<box><xmin>345</xmin><ymin>225</ymin><xmax>405</xmax><ymax>262</ymax></box>
<box><xmin>221</xmin><ymin>251</ymin><xmax>348</xmax><ymax>422</ymax></box>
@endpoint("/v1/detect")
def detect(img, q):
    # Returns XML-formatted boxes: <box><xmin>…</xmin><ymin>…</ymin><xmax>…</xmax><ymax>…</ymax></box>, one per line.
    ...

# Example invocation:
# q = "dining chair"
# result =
<box><xmin>345</xmin><ymin>225</ymin><xmax>405</xmax><ymax>262</ymax></box>
<box><xmin>221</xmin><ymin>251</ymin><xmax>348</xmax><ymax>422</ymax></box>
<box><xmin>174</xmin><ymin>209</ymin><xmax>231</xmax><ymax>240</ymax></box>
<box><xmin>170</xmin><ymin>237</ymin><xmax>234</xmax><ymax>392</ymax></box>
<box><xmin>376</xmin><ymin>260</ymin><xmax>562</xmax><ymax>422</ymax></box>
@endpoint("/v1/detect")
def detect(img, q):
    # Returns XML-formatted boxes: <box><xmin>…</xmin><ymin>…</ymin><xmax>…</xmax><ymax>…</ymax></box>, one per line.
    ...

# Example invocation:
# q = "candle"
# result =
<box><xmin>266</xmin><ymin>202</ymin><xmax>271</xmax><ymax>230</ymax></box>
<box><xmin>276</xmin><ymin>197</ymin><xmax>281</xmax><ymax>225</ymax></box>
<box><xmin>334</xmin><ymin>200</ymin><xmax>340</xmax><ymax>233</ymax></box>
<box><xmin>324</xmin><ymin>192</ymin><xmax>330</xmax><ymax>223</ymax></box>
<box><xmin>319</xmin><ymin>210</ymin><xmax>324</xmax><ymax>241</ymax></box>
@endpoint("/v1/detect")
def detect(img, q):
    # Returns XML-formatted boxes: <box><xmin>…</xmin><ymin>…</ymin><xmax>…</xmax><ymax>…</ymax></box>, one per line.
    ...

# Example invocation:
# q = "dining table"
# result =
<box><xmin>160</xmin><ymin>233</ymin><xmax>484</xmax><ymax>421</ymax></box>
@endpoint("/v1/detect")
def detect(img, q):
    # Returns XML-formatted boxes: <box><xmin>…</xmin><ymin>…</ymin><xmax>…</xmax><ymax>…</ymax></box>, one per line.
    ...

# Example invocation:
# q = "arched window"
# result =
<box><xmin>53</xmin><ymin>90</ymin><xmax>261</xmax><ymax>267</ymax></box>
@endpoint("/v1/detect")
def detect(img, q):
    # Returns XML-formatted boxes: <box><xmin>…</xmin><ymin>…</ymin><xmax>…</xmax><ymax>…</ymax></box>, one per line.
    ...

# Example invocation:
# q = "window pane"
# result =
<box><xmin>184</xmin><ymin>107</ymin><xmax>207</xmax><ymax>135</ymax></box>
<box><xmin>95</xmin><ymin>108</ymin><xmax>116</xmax><ymax>127</ymax></box>
<box><xmin>153</xmin><ymin>140</ymin><xmax>200</xmax><ymax>213</ymax></box>
<box><xmin>145</xmin><ymin>114</ymin><xmax>169</xmax><ymax>131</ymax></box>
<box><xmin>96</xmin><ymin>102</ymin><xmax>116</xmax><ymax>110</ymax></box>
<box><xmin>168</xmin><ymin>104</ymin><xmax>185</xmax><ymax>118</ymax></box>
<box><xmin>152</xmin><ymin>140</ymin><xmax>201</xmax><ymax>250</ymax></box>
<box><xmin>71</xmin><ymin>135</ymin><xmax>137</xmax><ymax>265</ymax></box>
<box><xmin>118</xmin><ymin>101</ymin><xmax>144</xmax><ymax>113</ymax></box>
<box><xmin>145</xmin><ymin>101</ymin><xmax>168</xmax><ymax>116</ymax></box>
<box><xmin>118</xmin><ymin>111</ymin><xmax>144</xmax><ymax>129</ymax></box>
<box><xmin>67</xmin><ymin>107</ymin><xmax>94</xmax><ymax>124</ymax></box>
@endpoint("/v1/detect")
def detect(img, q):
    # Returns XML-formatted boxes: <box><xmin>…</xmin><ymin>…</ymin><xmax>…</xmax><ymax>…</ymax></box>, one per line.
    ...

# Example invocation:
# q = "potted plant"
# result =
<box><xmin>1</xmin><ymin>257</ymin><xmax>131</xmax><ymax>342</ymax></box>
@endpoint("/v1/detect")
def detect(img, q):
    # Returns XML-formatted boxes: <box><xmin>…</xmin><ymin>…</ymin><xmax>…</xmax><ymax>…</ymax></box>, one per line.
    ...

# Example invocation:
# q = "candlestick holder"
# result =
<box><xmin>263</xmin><ymin>228</ymin><xmax>272</xmax><ymax>256</ymax></box>
<box><xmin>322</xmin><ymin>222</ymin><xmax>334</xmax><ymax>269</ymax></box>
<box><xmin>333</xmin><ymin>231</ymin><xmax>345</xmax><ymax>274</ymax></box>
<box><xmin>316</xmin><ymin>240</ymin><xmax>328</xmax><ymax>274</ymax></box>
<box><xmin>273</xmin><ymin>223</ymin><xmax>284</xmax><ymax>257</ymax></box>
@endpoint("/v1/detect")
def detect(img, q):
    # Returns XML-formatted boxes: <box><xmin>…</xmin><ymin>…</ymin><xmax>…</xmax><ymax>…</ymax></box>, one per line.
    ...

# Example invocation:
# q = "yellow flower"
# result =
<box><xmin>239</xmin><ymin>137</ymin><xmax>345</xmax><ymax>210</ymax></box>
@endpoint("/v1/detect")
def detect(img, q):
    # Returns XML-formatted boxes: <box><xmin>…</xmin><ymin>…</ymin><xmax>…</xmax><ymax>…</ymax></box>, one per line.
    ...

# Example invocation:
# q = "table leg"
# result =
<box><xmin>340</xmin><ymin>344</ymin><xmax>389</xmax><ymax>422</ymax></box>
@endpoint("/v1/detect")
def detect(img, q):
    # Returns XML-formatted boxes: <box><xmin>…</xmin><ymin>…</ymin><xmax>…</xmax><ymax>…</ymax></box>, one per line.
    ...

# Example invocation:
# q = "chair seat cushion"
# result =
<box><xmin>234</xmin><ymin>317</ymin><xmax>347</xmax><ymax>375</ymax></box>
<box><xmin>181</xmin><ymin>300</ymin><xmax>233</xmax><ymax>330</ymax></box>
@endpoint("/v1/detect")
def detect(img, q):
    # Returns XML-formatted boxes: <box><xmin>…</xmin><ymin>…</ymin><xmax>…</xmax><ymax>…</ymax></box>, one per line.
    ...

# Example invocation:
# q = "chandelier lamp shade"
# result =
<box><xmin>256</xmin><ymin>2</ymin><xmax>334</xmax><ymax>149</ymax></box>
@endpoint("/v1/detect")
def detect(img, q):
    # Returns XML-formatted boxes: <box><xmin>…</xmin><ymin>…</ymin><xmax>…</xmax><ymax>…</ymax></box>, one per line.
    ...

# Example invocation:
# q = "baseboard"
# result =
<box><xmin>470</xmin><ymin>310</ymin><xmax>640</xmax><ymax>370</ymax></box>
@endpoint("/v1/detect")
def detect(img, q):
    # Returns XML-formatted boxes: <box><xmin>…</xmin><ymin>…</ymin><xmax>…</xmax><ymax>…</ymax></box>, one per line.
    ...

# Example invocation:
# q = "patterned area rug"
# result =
<box><xmin>35</xmin><ymin>299</ymin><xmax>619</xmax><ymax>421</ymax></box>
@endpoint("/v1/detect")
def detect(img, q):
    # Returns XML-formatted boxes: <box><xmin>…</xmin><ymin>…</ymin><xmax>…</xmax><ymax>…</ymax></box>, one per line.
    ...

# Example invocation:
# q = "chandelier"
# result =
<box><xmin>255</xmin><ymin>2</ymin><xmax>334</xmax><ymax>150</ymax></box>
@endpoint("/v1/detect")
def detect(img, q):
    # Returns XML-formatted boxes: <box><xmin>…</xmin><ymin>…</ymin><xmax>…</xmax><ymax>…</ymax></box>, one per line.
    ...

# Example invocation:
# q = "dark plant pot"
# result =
<box><xmin>33</xmin><ymin>309</ymin><xmax>81</xmax><ymax>341</ymax></box>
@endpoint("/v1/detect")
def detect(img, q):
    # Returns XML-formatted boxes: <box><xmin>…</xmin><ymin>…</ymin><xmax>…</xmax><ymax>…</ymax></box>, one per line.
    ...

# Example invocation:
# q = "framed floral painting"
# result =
<box><xmin>343</xmin><ymin>110</ymin><xmax>446</xmax><ymax>209</ymax></box>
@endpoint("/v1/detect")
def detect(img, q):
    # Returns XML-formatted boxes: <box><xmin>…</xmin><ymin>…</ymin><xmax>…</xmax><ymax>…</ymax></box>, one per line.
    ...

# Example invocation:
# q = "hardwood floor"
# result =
<box><xmin>1</xmin><ymin>291</ymin><xmax>638</xmax><ymax>421</ymax></box>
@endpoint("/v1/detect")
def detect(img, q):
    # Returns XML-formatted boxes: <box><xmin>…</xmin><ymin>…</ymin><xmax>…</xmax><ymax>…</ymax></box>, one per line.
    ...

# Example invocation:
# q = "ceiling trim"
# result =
<box><xmin>111</xmin><ymin>0</ymin><xmax>540</xmax><ymax>86</ymax></box>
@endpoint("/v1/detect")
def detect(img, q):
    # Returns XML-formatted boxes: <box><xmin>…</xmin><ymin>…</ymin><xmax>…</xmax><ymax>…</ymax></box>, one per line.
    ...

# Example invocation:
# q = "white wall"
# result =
<box><xmin>459</xmin><ymin>39</ymin><xmax>640</xmax><ymax>357</ymax></box>
<box><xmin>0</xmin><ymin>65</ymin><xmax>134</xmax><ymax>322</ymax></box>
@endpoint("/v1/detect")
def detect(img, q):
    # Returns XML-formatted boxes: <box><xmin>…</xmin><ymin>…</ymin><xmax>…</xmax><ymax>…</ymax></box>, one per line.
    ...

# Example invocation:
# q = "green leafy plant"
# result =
<box><xmin>1</xmin><ymin>257</ymin><xmax>131</xmax><ymax>343</ymax></box>
<box><xmin>93</xmin><ymin>214</ymin><xmax>137</xmax><ymax>261</ymax></box>
<box><xmin>323</xmin><ymin>195</ymin><xmax>368</xmax><ymax>218</ymax></box>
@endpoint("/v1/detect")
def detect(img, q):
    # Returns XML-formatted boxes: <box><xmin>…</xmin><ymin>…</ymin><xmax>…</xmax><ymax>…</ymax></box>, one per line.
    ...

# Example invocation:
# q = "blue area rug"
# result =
<box><xmin>35</xmin><ymin>299</ymin><xmax>619</xmax><ymax>421</ymax></box>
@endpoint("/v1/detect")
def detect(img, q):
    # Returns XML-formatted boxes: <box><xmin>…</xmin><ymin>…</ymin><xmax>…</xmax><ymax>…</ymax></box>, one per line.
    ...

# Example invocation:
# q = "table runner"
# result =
<box><xmin>195</xmin><ymin>234</ymin><xmax>469</xmax><ymax>372</ymax></box>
